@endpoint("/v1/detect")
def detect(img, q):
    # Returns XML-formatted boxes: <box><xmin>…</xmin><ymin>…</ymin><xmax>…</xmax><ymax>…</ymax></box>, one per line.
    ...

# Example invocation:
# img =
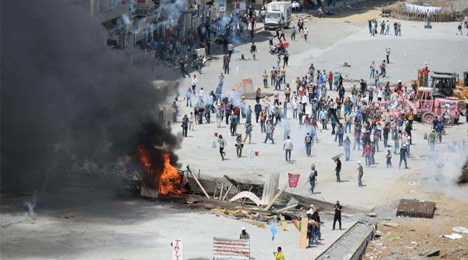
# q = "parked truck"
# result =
<box><xmin>264</xmin><ymin>1</ymin><xmax>292</xmax><ymax>30</ymax></box>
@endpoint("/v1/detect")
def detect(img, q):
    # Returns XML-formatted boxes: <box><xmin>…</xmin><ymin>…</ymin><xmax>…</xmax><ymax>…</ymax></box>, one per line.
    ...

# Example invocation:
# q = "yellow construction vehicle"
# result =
<box><xmin>453</xmin><ymin>71</ymin><xmax>468</xmax><ymax>100</ymax></box>
<box><xmin>429</xmin><ymin>71</ymin><xmax>468</xmax><ymax>101</ymax></box>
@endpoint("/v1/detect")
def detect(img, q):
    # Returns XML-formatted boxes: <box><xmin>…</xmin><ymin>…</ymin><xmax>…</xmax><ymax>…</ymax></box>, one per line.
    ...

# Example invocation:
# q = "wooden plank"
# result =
<box><xmin>213</xmin><ymin>184</ymin><xmax>218</xmax><ymax>199</ymax></box>
<box><xmin>299</xmin><ymin>217</ymin><xmax>309</xmax><ymax>249</ymax></box>
<box><xmin>241</xmin><ymin>186</ymin><xmax>253</xmax><ymax>205</ymax></box>
<box><xmin>276</xmin><ymin>204</ymin><xmax>298</xmax><ymax>213</ymax></box>
<box><xmin>264</xmin><ymin>186</ymin><xmax>287</xmax><ymax>211</ymax></box>
<box><xmin>229</xmin><ymin>191</ymin><xmax>263</xmax><ymax>206</ymax></box>
<box><xmin>218</xmin><ymin>183</ymin><xmax>224</xmax><ymax>201</ymax></box>
<box><xmin>187</xmin><ymin>166</ymin><xmax>210</xmax><ymax>199</ymax></box>
<box><xmin>224</xmin><ymin>175</ymin><xmax>239</xmax><ymax>187</ymax></box>
<box><xmin>222</xmin><ymin>185</ymin><xmax>233</xmax><ymax>201</ymax></box>
<box><xmin>279</xmin><ymin>215</ymin><xmax>289</xmax><ymax>231</ymax></box>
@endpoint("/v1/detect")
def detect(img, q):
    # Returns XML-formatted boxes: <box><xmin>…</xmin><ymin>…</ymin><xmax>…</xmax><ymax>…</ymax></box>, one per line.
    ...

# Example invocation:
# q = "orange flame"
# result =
<box><xmin>137</xmin><ymin>145</ymin><xmax>181</xmax><ymax>195</ymax></box>
<box><xmin>137</xmin><ymin>145</ymin><xmax>152</xmax><ymax>172</ymax></box>
<box><xmin>158</xmin><ymin>153</ymin><xmax>181</xmax><ymax>195</ymax></box>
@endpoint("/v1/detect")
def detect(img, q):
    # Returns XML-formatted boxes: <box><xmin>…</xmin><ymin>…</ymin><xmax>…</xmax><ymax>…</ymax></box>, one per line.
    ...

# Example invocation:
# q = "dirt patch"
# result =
<box><xmin>323</xmin><ymin>9</ymin><xmax>382</xmax><ymax>23</ymax></box>
<box><xmin>363</xmin><ymin>185</ymin><xmax>468</xmax><ymax>259</ymax></box>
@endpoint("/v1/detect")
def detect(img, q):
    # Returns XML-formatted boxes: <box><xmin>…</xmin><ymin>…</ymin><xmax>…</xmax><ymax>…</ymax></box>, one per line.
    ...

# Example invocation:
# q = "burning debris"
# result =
<box><xmin>137</xmin><ymin>145</ymin><xmax>181</xmax><ymax>196</ymax></box>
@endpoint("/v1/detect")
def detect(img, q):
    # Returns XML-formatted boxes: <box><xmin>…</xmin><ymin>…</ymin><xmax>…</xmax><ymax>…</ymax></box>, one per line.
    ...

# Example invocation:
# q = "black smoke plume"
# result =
<box><xmin>1</xmin><ymin>0</ymin><xmax>179</xmax><ymax>194</ymax></box>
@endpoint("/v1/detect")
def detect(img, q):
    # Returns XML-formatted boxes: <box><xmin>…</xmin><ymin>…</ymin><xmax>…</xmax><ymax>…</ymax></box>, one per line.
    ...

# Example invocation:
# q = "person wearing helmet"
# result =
<box><xmin>239</xmin><ymin>227</ymin><xmax>250</xmax><ymax>239</ymax></box>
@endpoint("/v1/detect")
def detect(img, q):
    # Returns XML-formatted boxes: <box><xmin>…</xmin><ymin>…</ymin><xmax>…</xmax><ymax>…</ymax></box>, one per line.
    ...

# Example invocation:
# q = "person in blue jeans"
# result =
<box><xmin>399</xmin><ymin>145</ymin><xmax>408</xmax><ymax>169</ymax></box>
<box><xmin>344</xmin><ymin>136</ymin><xmax>351</xmax><ymax>161</ymax></box>
<box><xmin>305</xmin><ymin>133</ymin><xmax>312</xmax><ymax>156</ymax></box>
<box><xmin>320</xmin><ymin>109</ymin><xmax>327</xmax><ymax>130</ymax></box>
<box><xmin>283</xmin><ymin>136</ymin><xmax>293</xmax><ymax>162</ymax></box>
<box><xmin>386</xmin><ymin>146</ymin><xmax>392</xmax><ymax>168</ymax></box>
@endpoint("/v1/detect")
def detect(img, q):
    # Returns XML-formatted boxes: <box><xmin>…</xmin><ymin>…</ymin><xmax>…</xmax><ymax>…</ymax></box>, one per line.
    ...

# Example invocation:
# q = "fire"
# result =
<box><xmin>137</xmin><ymin>145</ymin><xmax>181</xmax><ymax>195</ymax></box>
<box><xmin>137</xmin><ymin>145</ymin><xmax>152</xmax><ymax>172</ymax></box>
<box><xmin>159</xmin><ymin>153</ymin><xmax>181</xmax><ymax>195</ymax></box>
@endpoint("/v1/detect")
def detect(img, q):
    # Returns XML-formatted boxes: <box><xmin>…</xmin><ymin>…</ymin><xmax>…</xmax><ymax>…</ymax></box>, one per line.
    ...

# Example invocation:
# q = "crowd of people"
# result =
<box><xmin>158</xmin><ymin>9</ymin><xmax>466</xmax><ymax>257</ymax></box>
<box><xmin>368</xmin><ymin>19</ymin><xmax>402</xmax><ymax>36</ymax></box>
<box><xmin>172</xmin><ymin>34</ymin><xmax>455</xmax><ymax>188</ymax></box>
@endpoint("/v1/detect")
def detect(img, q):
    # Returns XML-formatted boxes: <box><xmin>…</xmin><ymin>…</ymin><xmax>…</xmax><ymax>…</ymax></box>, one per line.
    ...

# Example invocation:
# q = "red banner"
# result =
<box><xmin>288</xmin><ymin>173</ymin><xmax>300</xmax><ymax>188</ymax></box>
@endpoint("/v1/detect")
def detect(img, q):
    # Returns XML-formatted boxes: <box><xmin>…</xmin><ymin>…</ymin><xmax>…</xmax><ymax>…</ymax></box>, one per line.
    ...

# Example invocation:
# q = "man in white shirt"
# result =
<box><xmin>191</xmin><ymin>75</ymin><xmax>198</xmax><ymax>94</ymax></box>
<box><xmin>283</xmin><ymin>136</ymin><xmax>294</xmax><ymax>162</ymax></box>
<box><xmin>227</xmin><ymin>43</ymin><xmax>234</xmax><ymax>58</ymax></box>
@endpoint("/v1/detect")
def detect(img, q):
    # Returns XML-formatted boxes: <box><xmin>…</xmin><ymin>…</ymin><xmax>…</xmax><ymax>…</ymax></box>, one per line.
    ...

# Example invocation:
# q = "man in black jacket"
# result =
<box><xmin>333</xmin><ymin>201</ymin><xmax>342</xmax><ymax>230</ymax></box>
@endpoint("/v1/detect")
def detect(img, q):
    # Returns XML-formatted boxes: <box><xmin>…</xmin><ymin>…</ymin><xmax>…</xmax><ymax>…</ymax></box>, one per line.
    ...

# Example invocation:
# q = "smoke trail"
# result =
<box><xmin>1</xmin><ymin>0</ymin><xmax>179</xmax><ymax>194</ymax></box>
<box><xmin>424</xmin><ymin>141</ymin><xmax>468</xmax><ymax>201</ymax></box>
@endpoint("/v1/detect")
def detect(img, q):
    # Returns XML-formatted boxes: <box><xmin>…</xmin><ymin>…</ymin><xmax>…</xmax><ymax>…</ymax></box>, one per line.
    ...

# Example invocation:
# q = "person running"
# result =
<box><xmin>283</xmin><ymin>136</ymin><xmax>293</xmax><ymax>162</ymax></box>
<box><xmin>333</xmin><ymin>201</ymin><xmax>342</xmax><ymax>230</ymax></box>
<box><xmin>218</xmin><ymin>135</ymin><xmax>227</xmax><ymax>160</ymax></box>
<box><xmin>309</xmin><ymin>164</ymin><xmax>318</xmax><ymax>194</ymax></box>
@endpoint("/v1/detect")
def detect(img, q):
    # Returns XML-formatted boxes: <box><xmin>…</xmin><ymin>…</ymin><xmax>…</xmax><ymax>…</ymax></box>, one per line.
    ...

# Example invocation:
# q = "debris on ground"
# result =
<box><xmin>425</xmin><ymin>249</ymin><xmax>441</xmax><ymax>257</ymax></box>
<box><xmin>396</xmin><ymin>199</ymin><xmax>436</xmax><ymax>218</ymax></box>
<box><xmin>452</xmin><ymin>226</ymin><xmax>468</xmax><ymax>234</ymax></box>
<box><xmin>441</xmin><ymin>233</ymin><xmax>463</xmax><ymax>240</ymax></box>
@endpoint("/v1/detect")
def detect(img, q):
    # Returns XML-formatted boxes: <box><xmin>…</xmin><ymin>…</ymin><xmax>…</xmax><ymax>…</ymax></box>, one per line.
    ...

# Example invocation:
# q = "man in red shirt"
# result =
<box><xmin>328</xmin><ymin>71</ymin><xmax>334</xmax><ymax>91</ymax></box>
<box><xmin>423</xmin><ymin>66</ymin><xmax>430</xmax><ymax>86</ymax></box>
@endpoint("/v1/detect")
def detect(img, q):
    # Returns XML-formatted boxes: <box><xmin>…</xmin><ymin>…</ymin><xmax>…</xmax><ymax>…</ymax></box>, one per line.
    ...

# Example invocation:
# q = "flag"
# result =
<box><xmin>270</xmin><ymin>222</ymin><xmax>277</xmax><ymax>241</ymax></box>
<box><xmin>288</xmin><ymin>173</ymin><xmax>300</xmax><ymax>188</ymax></box>
<box><xmin>292</xmin><ymin>219</ymin><xmax>301</xmax><ymax>232</ymax></box>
